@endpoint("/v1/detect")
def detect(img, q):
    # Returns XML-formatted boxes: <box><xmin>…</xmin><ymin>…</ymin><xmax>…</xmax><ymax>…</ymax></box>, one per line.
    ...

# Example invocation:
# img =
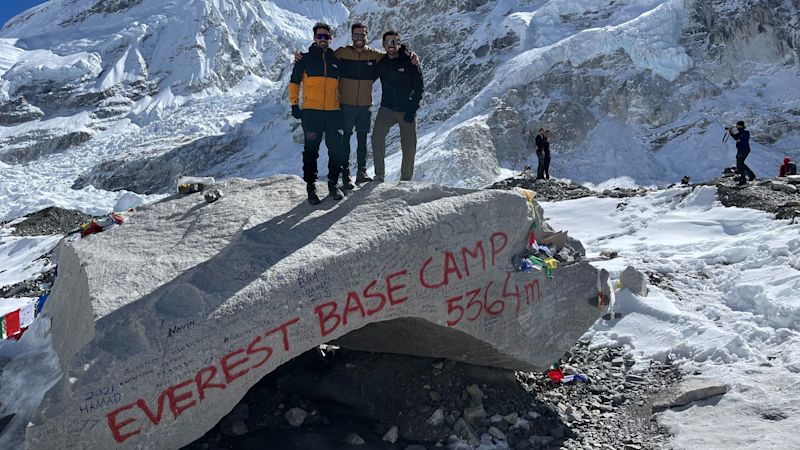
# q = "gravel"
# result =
<box><xmin>183</xmin><ymin>342</ymin><xmax>677</xmax><ymax>450</ymax></box>
<box><xmin>9</xmin><ymin>206</ymin><xmax>92</xmax><ymax>237</ymax></box>
<box><xmin>487</xmin><ymin>177</ymin><xmax>650</xmax><ymax>203</ymax></box>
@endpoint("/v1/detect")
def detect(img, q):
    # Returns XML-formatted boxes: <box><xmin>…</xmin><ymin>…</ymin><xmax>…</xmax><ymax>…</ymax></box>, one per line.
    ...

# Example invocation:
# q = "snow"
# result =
<box><xmin>541</xmin><ymin>186</ymin><xmax>800</xmax><ymax>449</ymax></box>
<box><xmin>3</xmin><ymin>48</ymin><xmax>102</xmax><ymax>95</ymax></box>
<box><xmin>0</xmin><ymin>316</ymin><xmax>62</xmax><ymax>450</ymax></box>
<box><xmin>443</xmin><ymin>0</ymin><xmax>692</xmax><ymax>130</ymax></box>
<box><xmin>96</xmin><ymin>45</ymin><xmax>147</xmax><ymax>91</ymax></box>
<box><xmin>0</xmin><ymin>110</ymin><xmax>93</xmax><ymax>140</ymax></box>
<box><xmin>0</xmin><ymin>221</ymin><xmax>64</xmax><ymax>450</ymax></box>
<box><xmin>0</xmin><ymin>233</ymin><xmax>61</xmax><ymax>289</ymax></box>
<box><xmin>0</xmin><ymin>38</ymin><xmax>22</xmax><ymax>77</ymax></box>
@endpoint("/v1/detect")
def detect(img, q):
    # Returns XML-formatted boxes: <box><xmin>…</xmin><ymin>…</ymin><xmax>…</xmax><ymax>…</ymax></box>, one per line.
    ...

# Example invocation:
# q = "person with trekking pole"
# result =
<box><xmin>727</xmin><ymin>120</ymin><xmax>756</xmax><ymax>186</ymax></box>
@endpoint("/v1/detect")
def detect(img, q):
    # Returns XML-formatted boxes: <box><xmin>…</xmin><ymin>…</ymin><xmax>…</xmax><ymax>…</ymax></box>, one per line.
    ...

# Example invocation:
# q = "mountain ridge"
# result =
<box><xmin>0</xmin><ymin>0</ymin><xmax>799</xmax><ymax>220</ymax></box>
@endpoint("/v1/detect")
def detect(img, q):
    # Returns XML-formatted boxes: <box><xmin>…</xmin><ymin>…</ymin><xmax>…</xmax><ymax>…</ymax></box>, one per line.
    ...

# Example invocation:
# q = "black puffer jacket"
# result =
<box><xmin>375</xmin><ymin>51</ymin><xmax>423</xmax><ymax>113</ymax></box>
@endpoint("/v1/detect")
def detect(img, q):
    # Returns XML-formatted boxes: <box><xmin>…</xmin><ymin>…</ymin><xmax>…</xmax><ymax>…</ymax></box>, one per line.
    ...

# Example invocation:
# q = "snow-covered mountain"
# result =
<box><xmin>1</xmin><ymin>0</ymin><xmax>800</xmax><ymax>220</ymax></box>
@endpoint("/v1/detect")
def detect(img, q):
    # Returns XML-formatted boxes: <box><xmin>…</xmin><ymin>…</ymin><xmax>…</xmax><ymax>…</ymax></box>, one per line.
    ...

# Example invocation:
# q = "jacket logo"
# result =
<box><xmin>332</xmin><ymin>64</ymin><xmax>338</xmax><ymax>68</ymax></box>
<box><xmin>367</xmin><ymin>61</ymin><xmax>373</xmax><ymax>66</ymax></box>
<box><xmin>398</xmin><ymin>68</ymin><xmax>405</xmax><ymax>72</ymax></box>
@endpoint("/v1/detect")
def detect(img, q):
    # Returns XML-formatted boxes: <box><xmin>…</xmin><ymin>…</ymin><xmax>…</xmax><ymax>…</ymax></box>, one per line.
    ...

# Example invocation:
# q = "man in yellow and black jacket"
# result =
<box><xmin>289</xmin><ymin>22</ymin><xmax>346</xmax><ymax>205</ymax></box>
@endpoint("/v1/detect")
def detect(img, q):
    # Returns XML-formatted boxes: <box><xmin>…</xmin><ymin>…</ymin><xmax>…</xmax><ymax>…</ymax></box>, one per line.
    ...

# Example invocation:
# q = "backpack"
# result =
<box><xmin>789</xmin><ymin>161</ymin><xmax>798</xmax><ymax>175</ymax></box>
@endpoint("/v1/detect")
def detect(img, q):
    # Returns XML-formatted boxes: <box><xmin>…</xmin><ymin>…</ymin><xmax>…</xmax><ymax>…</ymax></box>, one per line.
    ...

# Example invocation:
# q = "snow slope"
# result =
<box><xmin>1</xmin><ymin>0</ymin><xmax>799</xmax><ymax>220</ymax></box>
<box><xmin>542</xmin><ymin>186</ymin><xmax>800</xmax><ymax>449</ymax></box>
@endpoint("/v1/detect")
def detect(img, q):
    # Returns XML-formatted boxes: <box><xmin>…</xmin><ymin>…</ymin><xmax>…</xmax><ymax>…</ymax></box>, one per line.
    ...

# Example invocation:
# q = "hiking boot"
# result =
<box><xmin>328</xmin><ymin>182</ymin><xmax>344</xmax><ymax>200</ymax></box>
<box><xmin>341</xmin><ymin>169</ymin><xmax>355</xmax><ymax>190</ymax></box>
<box><xmin>356</xmin><ymin>168</ymin><xmax>372</xmax><ymax>183</ymax></box>
<box><xmin>374</xmin><ymin>174</ymin><xmax>384</xmax><ymax>183</ymax></box>
<box><xmin>736</xmin><ymin>178</ymin><xmax>747</xmax><ymax>186</ymax></box>
<box><xmin>306</xmin><ymin>184</ymin><xmax>321</xmax><ymax>205</ymax></box>
<box><xmin>748</xmin><ymin>175</ymin><xmax>756</xmax><ymax>182</ymax></box>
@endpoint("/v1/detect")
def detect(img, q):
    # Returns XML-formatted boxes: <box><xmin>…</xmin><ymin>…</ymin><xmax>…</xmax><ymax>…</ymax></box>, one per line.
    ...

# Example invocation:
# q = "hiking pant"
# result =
<box><xmin>736</xmin><ymin>148</ymin><xmax>755</xmax><ymax>181</ymax></box>
<box><xmin>536</xmin><ymin>149</ymin><xmax>550</xmax><ymax>180</ymax></box>
<box><xmin>301</xmin><ymin>110</ymin><xmax>346</xmax><ymax>185</ymax></box>
<box><xmin>537</xmin><ymin>149</ymin><xmax>551</xmax><ymax>180</ymax></box>
<box><xmin>341</xmin><ymin>104</ymin><xmax>371</xmax><ymax>171</ymax></box>
<box><xmin>372</xmin><ymin>106</ymin><xmax>416</xmax><ymax>181</ymax></box>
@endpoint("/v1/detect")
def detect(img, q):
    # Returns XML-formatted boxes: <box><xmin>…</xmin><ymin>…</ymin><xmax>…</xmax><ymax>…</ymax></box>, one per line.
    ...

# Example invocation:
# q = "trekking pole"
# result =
<box><xmin>722</xmin><ymin>127</ymin><xmax>729</xmax><ymax>144</ymax></box>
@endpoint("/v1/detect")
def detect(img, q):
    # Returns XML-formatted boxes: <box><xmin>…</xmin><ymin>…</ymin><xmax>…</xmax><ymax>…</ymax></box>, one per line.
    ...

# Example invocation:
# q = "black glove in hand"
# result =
<box><xmin>403</xmin><ymin>111</ymin><xmax>416</xmax><ymax>123</ymax></box>
<box><xmin>291</xmin><ymin>105</ymin><xmax>303</xmax><ymax>120</ymax></box>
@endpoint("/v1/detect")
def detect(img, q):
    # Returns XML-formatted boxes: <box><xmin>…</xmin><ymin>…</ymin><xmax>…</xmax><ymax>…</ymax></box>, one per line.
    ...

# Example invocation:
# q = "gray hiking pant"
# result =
<box><xmin>371</xmin><ymin>106</ymin><xmax>417</xmax><ymax>181</ymax></box>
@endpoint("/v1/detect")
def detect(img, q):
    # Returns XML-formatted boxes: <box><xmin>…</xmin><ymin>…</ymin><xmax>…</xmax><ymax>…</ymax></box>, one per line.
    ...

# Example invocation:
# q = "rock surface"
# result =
<box><xmin>651</xmin><ymin>378</ymin><xmax>729</xmax><ymax>412</ymax></box>
<box><xmin>715</xmin><ymin>175</ymin><xmax>800</xmax><ymax>214</ymax></box>
<box><xmin>620</xmin><ymin>266</ymin><xmax>649</xmax><ymax>297</ymax></box>
<box><xmin>27</xmin><ymin>176</ymin><xmax>608</xmax><ymax>449</ymax></box>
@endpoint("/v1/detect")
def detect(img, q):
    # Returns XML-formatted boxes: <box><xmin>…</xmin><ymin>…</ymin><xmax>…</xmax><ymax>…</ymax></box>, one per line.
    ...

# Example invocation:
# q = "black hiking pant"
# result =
<box><xmin>537</xmin><ymin>149</ymin><xmax>551</xmax><ymax>180</ymax></box>
<box><xmin>301</xmin><ymin>110</ymin><xmax>346</xmax><ymax>185</ymax></box>
<box><xmin>736</xmin><ymin>148</ymin><xmax>755</xmax><ymax>181</ymax></box>
<box><xmin>341</xmin><ymin>104</ymin><xmax>371</xmax><ymax>171</ymax></box>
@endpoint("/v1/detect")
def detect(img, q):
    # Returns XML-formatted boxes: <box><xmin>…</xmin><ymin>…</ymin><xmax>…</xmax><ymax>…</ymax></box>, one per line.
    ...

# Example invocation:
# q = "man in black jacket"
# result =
<box><xmin>535</xmin><ymin>128</ymin><xmax>551</xmax><ymax>180</ymax></box>
<box><xmin>727</xmin><ymin>120</ymin><xmax>756</xmax><ymax>185</ymax></box>
<box><xmin>371</xmin><ymin>31</ymin><xmax>424</xmax><ymax>181</ymax></box>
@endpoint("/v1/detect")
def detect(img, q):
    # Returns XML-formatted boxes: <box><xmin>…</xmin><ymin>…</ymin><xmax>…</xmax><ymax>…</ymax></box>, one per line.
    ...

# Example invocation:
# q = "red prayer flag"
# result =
<box><xmin>3</xmin><ymin>309</ymin><xmax>21</xmax><ymax>339</ymax></box>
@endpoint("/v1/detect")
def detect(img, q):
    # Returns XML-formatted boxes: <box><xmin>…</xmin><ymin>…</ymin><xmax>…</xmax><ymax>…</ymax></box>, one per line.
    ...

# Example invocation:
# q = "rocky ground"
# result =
<box><xmin>183</xmin><ymin>341</ymin><xmax>678</xmax><ymax>450</ymax></box>
<box><xmin>9</xmin><ymin>206</ymin><xmax>92</xmax><ymax>237</ymax></box>
<box><xmin>489</xmin><ymin>173</ymin><xmax>800</xmax><ymax>220</ymax></box>
<box><xmin>0</xmin><ymin>265</ymin><xmax>55</xmax><ymax>300</ymax></box>
<box><xmin>0</xmin><ymin>207</ymin><xmax>91</xmax><ymax>299</ymax></box>
<box><xmin>487</xmin><ymin>177</ymin><xmax>650</xmax><ymax>203</ymax></box>
<box><xmin>710</xmin><ymin>173</ymin><xmax>800</xmax><ymax>220</ymax></box>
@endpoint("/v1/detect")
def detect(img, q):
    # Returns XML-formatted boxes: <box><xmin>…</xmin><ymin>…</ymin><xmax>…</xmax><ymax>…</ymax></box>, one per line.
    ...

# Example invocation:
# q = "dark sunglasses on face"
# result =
<box><xmin>315</xmin><ymin>33</ymin><xmax>332</xmax><ymax>41</ymax></box>
<box><xmin>352</xmin><ymin>32</ymin><xmax>366</xmax><ymax>38</ymax></box>
<box><xmin>383</xmin><ymin>38</ymin><xmax>401</xmax><ymax>46</ymax></box>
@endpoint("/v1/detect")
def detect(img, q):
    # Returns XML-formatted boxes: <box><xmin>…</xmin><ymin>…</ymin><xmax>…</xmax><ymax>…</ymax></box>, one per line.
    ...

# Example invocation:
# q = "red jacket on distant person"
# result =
<box><xmin>779</xmin><ymin>158</ymin><xmax>795</xmax><ymax>177</ymax></box>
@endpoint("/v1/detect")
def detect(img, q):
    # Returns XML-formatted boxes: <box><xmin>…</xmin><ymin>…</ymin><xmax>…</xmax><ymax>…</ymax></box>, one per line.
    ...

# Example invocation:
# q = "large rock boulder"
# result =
<box><xmin>26</xmin><ymin>176</ymin><xmax>608</xmax><ymax>449</ymax></box>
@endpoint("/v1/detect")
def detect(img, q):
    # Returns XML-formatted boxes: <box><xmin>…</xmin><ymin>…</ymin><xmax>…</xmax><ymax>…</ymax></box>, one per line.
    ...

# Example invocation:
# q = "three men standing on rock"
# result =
<box><xmin>290</xmin><ymin>23</ymin><xmax>424</xmax><ymax>204</ymax></box>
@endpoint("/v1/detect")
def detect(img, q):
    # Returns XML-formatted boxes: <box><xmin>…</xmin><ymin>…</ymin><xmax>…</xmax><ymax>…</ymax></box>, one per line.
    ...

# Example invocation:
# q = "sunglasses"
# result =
<box><xmin>383</xmin><ymin>38</ymin><xmax>401</xmax><ymax>46</ymax></box>
<box><xmin>352</xmin><ymin>32</ymin><xmax>367</xmax><ymax>38</ymax></box>
<box><xmin>315</xmin><ymin>33</ymin><xmax>332</xmax><ymax>41</ymax></box>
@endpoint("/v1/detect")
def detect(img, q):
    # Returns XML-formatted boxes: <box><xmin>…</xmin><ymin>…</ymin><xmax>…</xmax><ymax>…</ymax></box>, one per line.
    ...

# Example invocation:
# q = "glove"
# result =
<box><xmin>291</xmin><ymin>105</ymin><xmax>303</xmax><ymax>120</ymax></box>
<box><xmin>403</xmin><ymin>111</ymin><xmax>416</xmax><ymax>123</ymax></box>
